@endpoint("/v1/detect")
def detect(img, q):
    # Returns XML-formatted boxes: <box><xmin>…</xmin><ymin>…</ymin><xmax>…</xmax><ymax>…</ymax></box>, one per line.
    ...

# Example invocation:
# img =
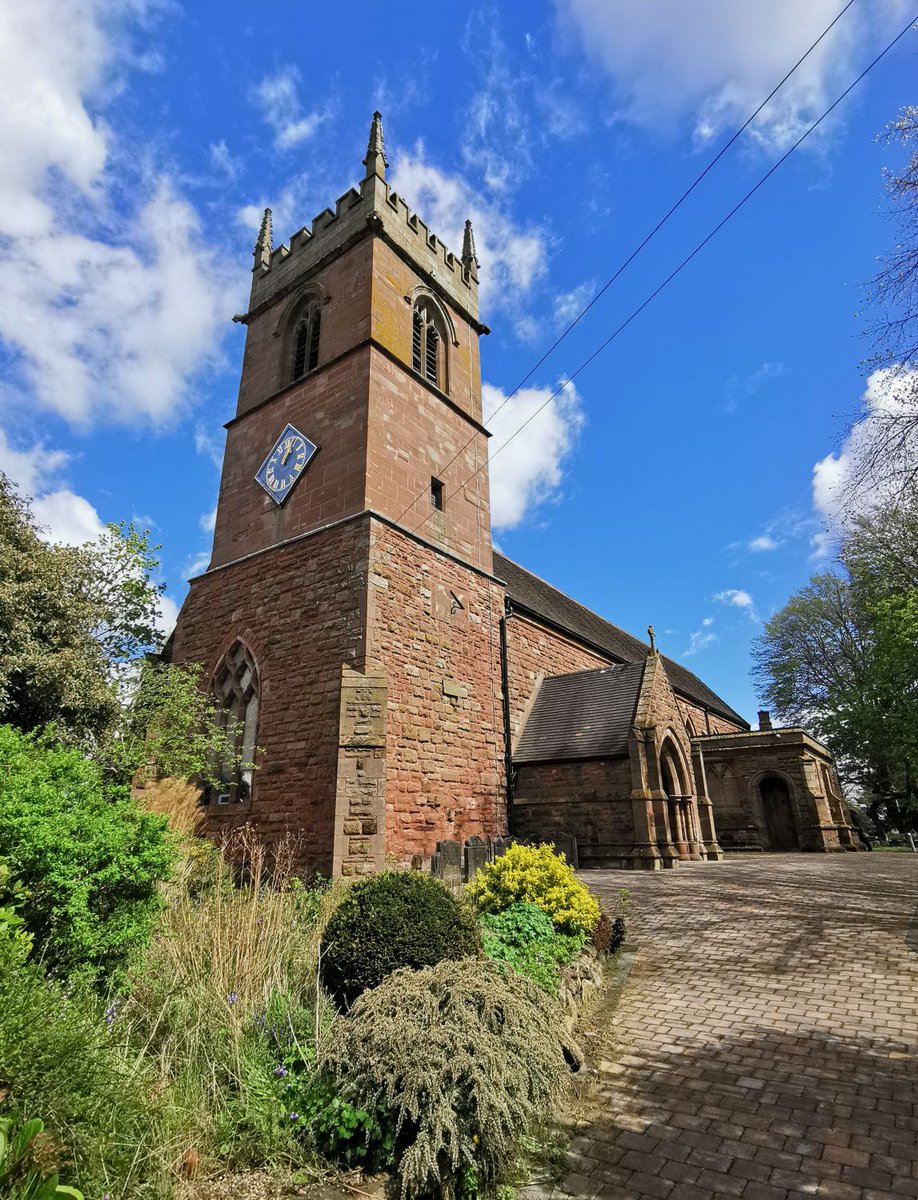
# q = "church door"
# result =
<box><xmin>760</xmin><ymin>776</ymin><xmax>798</xmax><ymax>850</ymax></box>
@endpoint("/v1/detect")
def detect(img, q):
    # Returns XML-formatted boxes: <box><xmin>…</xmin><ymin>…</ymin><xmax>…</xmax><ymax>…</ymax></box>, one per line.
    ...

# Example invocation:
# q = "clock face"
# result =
<box><xmin>255</xmin><ymin>423</ymin><xmax>318</xmax><ymax>504</ymax></box>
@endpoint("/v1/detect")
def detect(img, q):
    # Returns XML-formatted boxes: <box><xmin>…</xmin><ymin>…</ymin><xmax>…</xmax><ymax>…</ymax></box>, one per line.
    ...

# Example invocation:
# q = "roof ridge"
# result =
<box><xmin>494</xmin><ymin>550</ymin><xmax>749</xmax><ymax>729</ymax></box>
<box><xmin>495</xmin><ymin>550</ymin><xmax>649</xmax><ymax>657</ymax></box>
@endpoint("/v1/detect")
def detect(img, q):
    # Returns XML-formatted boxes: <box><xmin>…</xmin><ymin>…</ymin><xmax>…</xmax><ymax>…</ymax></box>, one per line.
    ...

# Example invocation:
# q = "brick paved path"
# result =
<box><xmin>555</xmin><ymin>854</ymin><xmax>918</xmax><ymax>1200</ymax></box>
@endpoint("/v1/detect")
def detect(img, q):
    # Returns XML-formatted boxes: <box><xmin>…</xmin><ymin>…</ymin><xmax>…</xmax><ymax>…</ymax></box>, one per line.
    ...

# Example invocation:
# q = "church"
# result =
<box><xmin>165</xmin><ymin>114</ymin><xmax>859</xmax><ymax>874</ymax></box>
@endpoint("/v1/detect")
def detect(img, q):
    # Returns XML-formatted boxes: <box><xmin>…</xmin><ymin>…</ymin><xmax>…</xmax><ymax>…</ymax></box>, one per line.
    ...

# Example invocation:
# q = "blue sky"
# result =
<box><xmin>0</xmin><ymin>0</ymin><xmax>914</xmax><ymax>723</ymax></box>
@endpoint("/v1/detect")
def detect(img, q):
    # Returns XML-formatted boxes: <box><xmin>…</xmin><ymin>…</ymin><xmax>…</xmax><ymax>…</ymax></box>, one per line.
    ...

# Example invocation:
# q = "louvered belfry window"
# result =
<box><xmin>412</xmin><ymin>300</ymin><xmax>445</xmax><ymax>390</ymax></box>
<box><xmin>291</xmin><ymin>302</ymin><xmax>321</xmax><ymax>380</ymax></box>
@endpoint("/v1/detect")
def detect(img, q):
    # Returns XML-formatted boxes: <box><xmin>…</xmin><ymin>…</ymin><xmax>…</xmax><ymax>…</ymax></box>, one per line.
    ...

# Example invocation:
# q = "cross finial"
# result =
<box><xmin>647</xmin><ymin>624</ymin><xmax>656</xmax><ymax>653</ymax></box>
<box><xmin>363</xmin><ymin>111</ymin><xmax>388</xmax><ymax>180</ymax></box>
<box><xmin>253</xmin><ymin>207</ymin><xmax>272</xmax><ymax>270</ymax></box>
<box><xmin>462</xmin><ymin>218</ymin><xmax>479</xmax><ymax>270</ymax></box>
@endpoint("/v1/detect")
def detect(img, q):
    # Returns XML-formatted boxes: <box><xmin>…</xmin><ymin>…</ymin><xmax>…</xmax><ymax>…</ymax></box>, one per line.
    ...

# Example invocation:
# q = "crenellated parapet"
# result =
<box><xmin>249</xmin><ymin>113</ymin><xmax>480</xmax><ymax>323</ymax></box>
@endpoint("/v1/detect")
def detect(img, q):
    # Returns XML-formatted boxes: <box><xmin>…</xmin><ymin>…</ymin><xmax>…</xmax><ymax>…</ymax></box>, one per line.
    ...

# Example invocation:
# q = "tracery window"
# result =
<box><xmin>412</xmin><ymin>299</ymin><xmax>446</xmax><ymax>390</ymax></box>
<box><xmin>212</xmin><ymin>641</ymin><xmax>259</xmax><ymax>804</ymax></box>
<box><xmin>290</xmin><ymin>300</ymin><xmax>321</xmax><ymax>380</ymax></box>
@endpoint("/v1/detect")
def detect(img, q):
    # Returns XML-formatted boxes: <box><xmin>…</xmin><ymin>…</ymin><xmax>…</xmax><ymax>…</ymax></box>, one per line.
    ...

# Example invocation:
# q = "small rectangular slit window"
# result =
<box><xmin>431</xmin><ymin>477</ymin><xmax>445</xmax><ymax>511</ymax></box>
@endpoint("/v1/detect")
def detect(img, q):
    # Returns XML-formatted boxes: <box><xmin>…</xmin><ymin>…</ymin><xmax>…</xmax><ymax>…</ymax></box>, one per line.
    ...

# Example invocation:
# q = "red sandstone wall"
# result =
<box><xmin>366</xmin><ymin>519</ymin><xmax>506</xmax><ymax>862</ymax></box>
<box><xmin>504</xmin><ymin>614</ymin><xmax>612</xmax><ymax>744</ymax></box>
<box><xmin>513</xmin><ymin>758</ymin><xmax>636</xmax><ymax>867</ymax></box>
<box><xmin>237</xmin><ymin>237</ymin><xmax>374</xmax><ymax>416</ymax></box>
<box><xmin>366</xmin><ymin>345</ymin><xmax>492</xmax><ymax>574</ymax></box>
<box><xmin>676</xmin><ymin>695</ymin><xmax>746</xmax><ymax>736</ymax></box>
<box><xmin>169</xmin><ymin>520</ymin><xmax>368</xmax><ymax>875</ymax></box>
<box><xmin>370</xmin><ymin>239</ymin><xmax>481</xmax><ymax>425</ymax></box>
<box><xmin>211</xmin><ymin>350</ymin><xmax>371</xmax><ymax>568</ymax></box>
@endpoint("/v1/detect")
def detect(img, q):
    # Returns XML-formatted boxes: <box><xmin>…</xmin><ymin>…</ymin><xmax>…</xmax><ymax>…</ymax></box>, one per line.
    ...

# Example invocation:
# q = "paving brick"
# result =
<box><xmin>550</xmin><ymin>857</ymin><xmax>918</xmax><ymax>1200</ymax></box>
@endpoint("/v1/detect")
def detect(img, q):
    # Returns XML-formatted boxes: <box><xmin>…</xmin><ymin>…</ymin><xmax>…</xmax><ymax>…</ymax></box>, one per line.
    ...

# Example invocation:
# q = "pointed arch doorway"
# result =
<box><xmin>760</xmin><ymin>775</ymin><xmax>798</xmax><ymax>850</ymax></box>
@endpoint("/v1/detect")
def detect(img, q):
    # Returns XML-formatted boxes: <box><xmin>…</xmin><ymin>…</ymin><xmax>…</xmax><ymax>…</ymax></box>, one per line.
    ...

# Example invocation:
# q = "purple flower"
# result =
<box><xmin>289</xmin><ymin>1112</ymin><xmax>299</xmax><ymax>1121</ymax></box>
<box><xmin>227</xmin><ymin>992</ymin><xmax>238</xmax><ymax>1006</ymax></box>
<box><xmin>104</xmin><ymin>1000</ymin><xmax>121</xmax><ymax>1026</ymax></box>
<box><xmin>274</xmin><ymin>1064</ymin><xmax>288</xmax><ymax>1077</ymax></box>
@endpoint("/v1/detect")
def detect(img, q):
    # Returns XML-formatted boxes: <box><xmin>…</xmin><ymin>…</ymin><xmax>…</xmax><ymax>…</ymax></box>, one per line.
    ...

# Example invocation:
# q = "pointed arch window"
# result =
<box><xmin>412</xmin><ymin>299</ymin><xmax>446</xmax><ymax>391</ymax></box>
<box><xmin>290</xmin><ymin>300</ymin><xmax>321</xmax><ymax>380</ymax></box>
<box><xmin>212</xmin><ymin>641</ymin><xmax>259</xmax><ymax>804</ymax></box>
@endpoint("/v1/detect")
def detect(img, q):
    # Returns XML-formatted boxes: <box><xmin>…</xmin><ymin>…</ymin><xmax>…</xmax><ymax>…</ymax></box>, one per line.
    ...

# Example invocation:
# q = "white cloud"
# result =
<box><xmin>725</xmin><ymin>361</ymin><xmax>785</xmax><ymax>412</ymax></box>
<box><xmin>0</xmin><ymin>0</ymin><xmax>236</xmax><ymax>430</ymax></box>
<box><xmin>0</xmin><ymin>428</ymin><xmax>69</xmax><ymax>497</ymax></box>
<box><xmin>459</xmin><ymin>14</ymin><xmax>584</xmax><ymax>192</ymax></box>
<box><xmin>714</xmin><ymin>588</ymin><xmax>755</xmax><ymax>609</ymax></box>
<box><xmin>194</xmin><ymin>424</ymin><xmax>225</xmax><ymax>470</ymax></box>
<box><xmin>812</xmin><ymin>367</ymin><xmax>918</xmax><ymax>530</ymax></box>
<box><xmin>554</xmin><ymin>282</ymin><xmax>595</xmax><ymax>326</ymax></box>
<box><xmin>484</xmin><ymin>379</ymin><xmax>584</xmax><ymax>529</ymax></box>
<box><xmin>32</xmin><ymin>489</ymin><xmax>108</xmax><ymax>546</ymax></box>
<box><xmin>252</xmin><ymin>67</ymin><xmax>321</xmax><ymax>150</ymax></box>
<box><xmin>390</xmin><ymin>147</ymin><xmax>547</xmax><ymax>315</ymax></box>
<box><xmin>749</xmin><ymin>534</ymin><xmax>779</xmax><ymax>552</ymax></box>
<box><xmin>556</xmin><ymin>0</ymin><xmax>882</xmax><ymax>151</ymax></box>
<box><xmin>200</xmin><ymin>504</ymin><xmax>217</xmax><ymax>534</ymax></box>
<box><xmin>185</xmin><ymin>550</ymin><xmax>211</xmax><ymax>578</ymax></box>
<box><xmin>210</xmin><ymin>139</ymin><xmax>241</xmax><ymax>180</ymax></box>
<box><xmin>157</xmin><ymin>592</ymin><xmax>180</xmax><ymax>639</ymax></box>
<box><xmin>683</xmin><ymin>628</ymin><xmax>717</xmax><ymax>658</ymax></box>
<box><xmin>0</xmin><ymin>427</ymin><xmax>107</xmax><ymax>546</ymax></box>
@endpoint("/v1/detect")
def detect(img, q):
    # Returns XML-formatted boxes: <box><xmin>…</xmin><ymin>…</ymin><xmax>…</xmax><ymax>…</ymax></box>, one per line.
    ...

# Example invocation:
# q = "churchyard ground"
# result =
<box><xmin>542</xmin><ymin>854</ymin><xmax>918</xmax><ymax>1200</ymax></box>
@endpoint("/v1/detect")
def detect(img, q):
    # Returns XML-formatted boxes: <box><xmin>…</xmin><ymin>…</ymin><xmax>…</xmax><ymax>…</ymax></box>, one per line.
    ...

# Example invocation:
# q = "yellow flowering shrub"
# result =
<box><xmin>466</xmin><ymin>843</ymin><xmax>601</xmax><ymax>937</ymax></box>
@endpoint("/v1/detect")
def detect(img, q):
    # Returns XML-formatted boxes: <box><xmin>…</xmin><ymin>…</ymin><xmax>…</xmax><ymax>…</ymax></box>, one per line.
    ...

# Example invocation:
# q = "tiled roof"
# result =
<box><xmin>513</xmin><ymin>664</ymin><xmax>645</xmax><ymax>764</ymax></box>
<box><xmin>494</xmin><ymin>551</ymin><xmax>748</xmax><ymax>729</ymax></box>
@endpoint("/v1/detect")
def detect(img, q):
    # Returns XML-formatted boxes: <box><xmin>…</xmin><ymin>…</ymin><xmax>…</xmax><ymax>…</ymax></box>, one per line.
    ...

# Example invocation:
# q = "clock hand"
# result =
<box><xmin>281</xmin><ymin>444</ymin><xmax>292</xmax><ymax>466</ymax></box>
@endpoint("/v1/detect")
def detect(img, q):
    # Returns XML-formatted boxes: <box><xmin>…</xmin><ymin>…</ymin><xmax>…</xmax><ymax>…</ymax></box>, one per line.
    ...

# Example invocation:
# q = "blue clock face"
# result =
<box><xmin>255</xmin><ymin>423</ymin><xmax>318</xmax><ymax>504</ymax></box>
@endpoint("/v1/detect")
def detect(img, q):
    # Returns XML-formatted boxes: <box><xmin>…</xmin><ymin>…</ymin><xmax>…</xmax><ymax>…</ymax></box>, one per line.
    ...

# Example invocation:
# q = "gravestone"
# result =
<box><xmin>464</xmin><ymin>836</ymin><xmax>489</xmax><ymax>881</ymax></box>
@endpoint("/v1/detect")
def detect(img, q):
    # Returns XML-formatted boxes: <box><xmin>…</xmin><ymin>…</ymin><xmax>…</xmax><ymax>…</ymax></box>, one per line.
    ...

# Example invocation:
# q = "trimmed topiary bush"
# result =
<box><xmin>320</xmin><ymin>871</ymin><xmax>480</xmax><ymax>1008</ymax></box>
<box><xmin>480</xmin><ymin>901</ymin><xmax>585</xmax><ymax>994</ymax></box>
<box><xmin>466</xmin><ymin>843</ymin><xmax>601</xmax><ymax>937</ymax></box>
<box><xmin>320</xmin><ymin>958</ymin><xmax>570</xmax><ymax>1200</ymax></box>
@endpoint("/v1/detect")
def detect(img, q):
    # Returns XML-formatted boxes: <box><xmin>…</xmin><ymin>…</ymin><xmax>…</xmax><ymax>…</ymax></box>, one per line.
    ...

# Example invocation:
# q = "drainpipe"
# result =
<box><xmin>499</xmin><ymin>603</ymin><xmax>515</xmax><ymax>835</ymax></box>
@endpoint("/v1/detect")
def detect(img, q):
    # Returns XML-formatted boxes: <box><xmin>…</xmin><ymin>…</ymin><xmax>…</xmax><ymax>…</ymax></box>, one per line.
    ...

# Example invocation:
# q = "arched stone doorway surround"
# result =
<box><xmin>659</xmin><ymin>734</ymin><xmax>703</xmax><ymax>860</ymax></box>
<box><xmin>751</xmin><ymin>770</ymin><xmax>800</xmax><ymax>850</ymax></box>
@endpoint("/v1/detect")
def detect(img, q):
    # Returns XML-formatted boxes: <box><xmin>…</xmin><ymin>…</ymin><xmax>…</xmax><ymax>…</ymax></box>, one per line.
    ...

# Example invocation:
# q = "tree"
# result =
<box><xmin>753</xmin><ymin>489</ymin><xmax>918</xmax><ymax>835</ymax></box>
<box><xmin>850</xmin><ymin>106</ymin><xmax>918</xmax><ymax>499</ymax></box>
<box><xmin>0</xmin><ymin>473</ymin><xmax>244</xmax><ymax>788</ymax></box>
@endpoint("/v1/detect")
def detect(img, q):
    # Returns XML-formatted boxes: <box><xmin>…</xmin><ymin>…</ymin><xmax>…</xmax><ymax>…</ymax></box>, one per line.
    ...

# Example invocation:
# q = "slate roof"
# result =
<box><xmin>513</xmin><ymin>664</ymin><xmax>645</xmax><ymax>764</ymax></box>
<box><xmin>494</xmin><ymin>551</ymin><xmax>748</xmax><ymax>729</ymax></box>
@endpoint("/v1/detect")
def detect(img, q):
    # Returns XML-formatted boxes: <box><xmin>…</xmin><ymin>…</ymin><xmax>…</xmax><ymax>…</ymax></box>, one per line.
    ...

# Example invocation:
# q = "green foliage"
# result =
<box><xmin>479</xmin><ymin>902</ymin><xmax>585</xmax><ymax>994</ymax></box>
<box><xmin>0</xmin><ymin>473</ymin><xmax>116</xmax><ymax>742</ymax></box>
<box><xmin>96</xmin><ymin>659</ymin><xmax>256</xmax><ymax>788</ymax></box>
<box><xmin>0</xmin><ymin>474</ymin><xmax>241</xmax><ymax>789</ymax></box>
<box><xmin>753</xmin><ymin>489</ymin><xmax>918</xmax><ymax>833</ymax></box>
<box><xmin>0</xmin><ymin>862</ymin><xmax>33</xmax><ymax>955</ymax></box>
<box><xmin>290</xmin><ymin>1073</ymin><xmax>395</xmax><ymax>1171</ymax></box>
<box><xmin>321</xmin><ymin>959</ymin><xmax>570</xmax><ymax>1200</ymax></box>
<box><xmin>0</xmin><ymin>1114</ymin><xmax>84</xmax><ymax>1199</ymax></box>
<box><xmin>466</xmin><ymin>843</ymin><xmax>601</xmax><ymax>937</ymax></box>
<box><xmin>320</xmin><ymin>871</ymin><xmax>480</xmax><ymax>1008</ymax></box>
<box><xmin>0</xmin><ymin>939</ymin><xmax>164</xmax><ymax>1199</ymax></box>
<box><xmin>0</xmin><ymin>724</ymin><xmax>177</xmax><ymax>979</ymax></box>
<box><xmin>121</xmin><ymin>832</ymin><xmax>339</xmax><ymax>1173</ymax></box>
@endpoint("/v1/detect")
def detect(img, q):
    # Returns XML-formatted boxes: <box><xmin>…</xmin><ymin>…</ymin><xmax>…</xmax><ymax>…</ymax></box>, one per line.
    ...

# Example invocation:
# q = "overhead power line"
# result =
<box><xmin>417</xmin><ymin>11</ymin><xmax>918</xmax><ymax>535</ymax></box>
<box><xmin>385</xmin><ymin>0</ymin><xmax>860</xmax><ymax>537</ymax></box>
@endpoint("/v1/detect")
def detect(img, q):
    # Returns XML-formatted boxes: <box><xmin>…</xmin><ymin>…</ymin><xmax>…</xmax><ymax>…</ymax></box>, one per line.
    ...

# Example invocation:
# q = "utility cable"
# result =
<box><xmin>418</xmin><ymin>12</ymin><xmax>918</xmax><ymax>531</ymax></box>
<box><xmin>382</xmin><ymin>0</ymin><xmax>861</xmax><ymax>538</ymax></box>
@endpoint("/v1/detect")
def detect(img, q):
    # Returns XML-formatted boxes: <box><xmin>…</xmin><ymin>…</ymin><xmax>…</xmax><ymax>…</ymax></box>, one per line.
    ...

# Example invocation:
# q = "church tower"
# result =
<box><xmin>170</xmin><ymin>114</ymin><xmax>508</xmax><ymax>874</ymax></box>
